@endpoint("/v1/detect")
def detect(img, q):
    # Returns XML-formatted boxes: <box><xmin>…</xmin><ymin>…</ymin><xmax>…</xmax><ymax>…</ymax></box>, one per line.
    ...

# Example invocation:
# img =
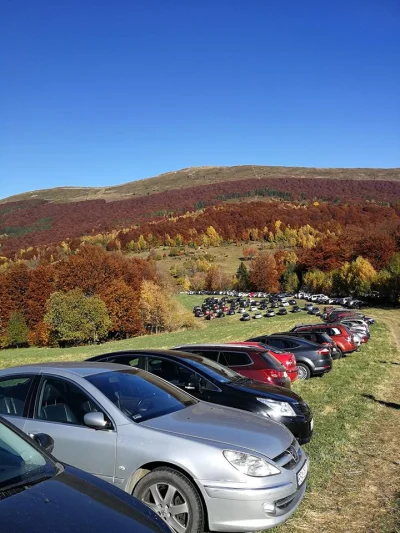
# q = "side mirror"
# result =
<box><xmin>32</xmin><ymin>433</ymin><xmax>55</xmax><ymax>454</ymax></box>
<box><xmin>84</xmin><ymin>411</ymin><xmax>109</xmax><ymax>429</ymax></box>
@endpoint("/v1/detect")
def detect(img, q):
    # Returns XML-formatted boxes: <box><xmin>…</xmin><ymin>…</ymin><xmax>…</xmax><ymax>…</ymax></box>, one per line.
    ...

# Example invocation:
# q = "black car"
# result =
<box><xmin>246</xmin><ymin>335</ymin><xmax>333</xmax><ymax>380</ymax></box>
<box><xmin>240</xmin><ymin>313</ymin><xmax>251</xmax><ymax>321</ymax></box>
<box><xmin>0</xmin><ymin>416</ymin><xmax>170</xmax><ymax>533</ymax></box>
<box><xmin>87</xmin><ymin>350</ymin><xmax>313</xmax><ymax>444</ymax></box>
<box><xmin>291</xmin><ymin>305</ymin><xmax>301</xmax><ymax>313</ymax></box>
<box><xmin>278</xmin><ymin>307</ymin><xmax>288</xmax><ymax>316</ymax></box>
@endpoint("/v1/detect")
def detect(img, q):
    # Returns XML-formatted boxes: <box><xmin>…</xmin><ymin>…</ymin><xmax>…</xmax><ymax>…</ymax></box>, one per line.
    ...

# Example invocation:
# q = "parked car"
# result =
<box><xmin>0</xmin><ymin>415</ymin><xmax>170</xmax><ymax>533</ymax></box>
<box><xmin>240</xmin><ymin>313</ymin><xmax>251</xmax><ymax>321</ymax></box>
<box><xmin>291</xmin><ymin>323</ymin><xmax>357</xmax><ymax>357</ymax></box>
<box><xmin>246</xmin><ymin>335</ymin><xmax>333</xmax><ymax>380</ymax></box>
<box><xmin>0</xmin><ymin>363</ymin><xmax>309</xmax><ymax>533</ymax></box>
<box><xmin>265</xmin><ymin>310</ymin><xmax>275</xmax><ymax>317</ymax></box>
<box><xmin>278</xmin><ymin>308</ymin><xmax>288</xmax><ymax>316</ymax></box>
<box><xmin>270</xmin><ymin>331</ymin><xmax>342</xmax><ymax>360</ymax></box>
<box><xmin>291</xmin><ymin>305</ymin><xmax>301</xmax><ymax>313</ymax></box>
<box><xmin>173</xmin><ymin>343</ymin><xmax>292</xmax><ymax>389</ymax></box>
<box><xmin>308</xmin><ymin>307</ymin><xmax>321</xmax><ymax>316</ymax></box>
<box><xmin>253</xmin><ymin>312</ymin><xmax>262</xmax><ymax>319</ymax></box>
<box><xmin>87</xmin><ymin>350</ymin><xmax>312</xmax><ymax>444</ymax></box>
<box><xmin>225</xmin><ymin>342</ymin><xmax>299</xmax><ymax>383</ymax></box>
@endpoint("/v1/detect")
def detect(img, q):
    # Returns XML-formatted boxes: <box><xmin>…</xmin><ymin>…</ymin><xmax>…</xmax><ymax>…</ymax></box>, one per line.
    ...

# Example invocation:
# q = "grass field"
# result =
<box><xmin>0</xmin><ymin>296</ymin><xmax>399</xmax><ymax>532</ymax></box>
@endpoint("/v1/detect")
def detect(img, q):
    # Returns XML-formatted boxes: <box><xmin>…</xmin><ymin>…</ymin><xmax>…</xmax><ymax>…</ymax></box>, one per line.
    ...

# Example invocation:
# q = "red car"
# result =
<box><xmin>291</xmin><ymin>323</ymin><xmax>357</xmax><ymax>357</ymax></box>
<box><xmin>226</xmin><ymin>341</ymin><xmax>298</xmax><ymax>382</ymax></box>
<box><xmin>174</xmin><ymin>343</ymin><xmax>292</xmax><ymax>388</ymax></box>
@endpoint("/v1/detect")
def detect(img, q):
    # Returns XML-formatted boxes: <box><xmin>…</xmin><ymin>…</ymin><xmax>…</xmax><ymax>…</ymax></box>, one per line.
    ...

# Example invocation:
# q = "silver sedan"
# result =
<box><xmin>0</xmin><ymin>362</ymin><xmax>309</xmax><ymax>532</ymax></box>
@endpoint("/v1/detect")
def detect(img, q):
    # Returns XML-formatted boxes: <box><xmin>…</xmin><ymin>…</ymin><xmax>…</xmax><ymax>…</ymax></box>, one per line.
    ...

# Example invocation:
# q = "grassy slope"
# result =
<box><xmin>2</xmin><ymin>165</ymin><xmax>400</xmax><ymax>204</ymax></box>
<box><xmin>0</xmin><ymin>297</ymin><xmax>399</xmax><ymax>531</ymax></box>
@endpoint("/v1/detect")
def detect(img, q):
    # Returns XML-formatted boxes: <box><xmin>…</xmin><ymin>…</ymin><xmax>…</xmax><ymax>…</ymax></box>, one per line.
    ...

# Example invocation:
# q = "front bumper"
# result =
<box><xmin>199</xmin><ymin>461</ymin><xmax>308</xmax><ymax>532</ymax></box>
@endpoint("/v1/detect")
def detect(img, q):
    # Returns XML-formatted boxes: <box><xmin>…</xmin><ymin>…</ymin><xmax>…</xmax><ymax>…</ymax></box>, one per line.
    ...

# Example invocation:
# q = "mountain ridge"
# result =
<box><xmin>3</xmin><ymin>164</ymin><xmax>400</xmax><ymax>204</ymax></box>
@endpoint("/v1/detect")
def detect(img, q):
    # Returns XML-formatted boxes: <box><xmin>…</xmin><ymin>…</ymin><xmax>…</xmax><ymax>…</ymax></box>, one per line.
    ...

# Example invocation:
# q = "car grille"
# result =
<box><xmin>273</xmin><ymin>440</ymin><xmax>302</xmax><ymax>469</ymax></box>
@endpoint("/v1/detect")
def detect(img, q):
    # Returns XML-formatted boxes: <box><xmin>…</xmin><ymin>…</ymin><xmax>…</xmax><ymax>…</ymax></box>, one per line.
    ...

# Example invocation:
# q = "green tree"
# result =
<box><xmin>1</xmin><ymin>311</ymin><xmax>29</xmax><ymax>348</ymax></box>
<box><xmin>282</xmin><ymin>271</ymin><xmax>299</xmax><ymax>292</ymax></box>
<box><xmin>236</xmin><ymin>262</ymin><xmax>249</xmax><ymax>291</ymax></box>
<box><xmin>44</xmin><ymin>289</ymin><xmax>111</xmax><ymax>346</ymax></box>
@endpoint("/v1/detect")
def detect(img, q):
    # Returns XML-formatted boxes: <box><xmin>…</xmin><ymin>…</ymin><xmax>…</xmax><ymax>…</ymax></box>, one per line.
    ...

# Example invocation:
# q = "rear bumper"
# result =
<box><xmin>312</xmin><ymin>357</ymin><xmax>333</xmax><ymax>375</ymax></box>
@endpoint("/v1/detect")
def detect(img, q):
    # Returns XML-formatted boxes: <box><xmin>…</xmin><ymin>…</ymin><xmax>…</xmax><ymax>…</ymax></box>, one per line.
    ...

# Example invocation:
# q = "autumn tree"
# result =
<box><xmin>249</xmin><ymin>253</ymin><xmax>279</xmax><ymax>292</ymax></box>
<box><xmin>100</xmin><ymin>280</ymin><xmax>144</xmax><ymax>339</ymax></box>
<box><xmin>44</xmin><ymin>289</ymin><xmax>111</xmax><ymax>346</ymax></box>
<box><xmin>204</xmin><ymin>265</ymin><xmax>232</xmax><ymax>291</ymax></box>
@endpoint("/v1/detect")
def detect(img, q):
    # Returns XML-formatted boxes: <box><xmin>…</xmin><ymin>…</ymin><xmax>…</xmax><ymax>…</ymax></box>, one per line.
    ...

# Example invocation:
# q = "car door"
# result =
<box><xmin>0</xmin><ymin>374</ymin><xmax>37</xmax><ymax>431</ymax></box>
<box><xmin>23</xmin><ymin>375</ymin><xmax>117</xmax><ymax>483</ymax></box>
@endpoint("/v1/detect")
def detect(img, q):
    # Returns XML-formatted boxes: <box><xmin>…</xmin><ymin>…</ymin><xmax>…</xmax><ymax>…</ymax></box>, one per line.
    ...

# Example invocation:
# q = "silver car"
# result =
<box><xmin>0</xmin><ymin>363</ymin><xmax>309</xmax><ymax>532</ymax></box>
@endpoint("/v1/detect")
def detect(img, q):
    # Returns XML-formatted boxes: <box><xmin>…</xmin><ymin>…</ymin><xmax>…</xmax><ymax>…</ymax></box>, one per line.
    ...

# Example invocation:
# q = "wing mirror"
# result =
<box><xmin>32</xmin><ymin>433</ymin><xmax>55</xmax><ymax>454</ymax></box>
<box><xmin>84</xmin><ymin>412</ymin><xmax>109</xmax><ymax>429</ymax></box>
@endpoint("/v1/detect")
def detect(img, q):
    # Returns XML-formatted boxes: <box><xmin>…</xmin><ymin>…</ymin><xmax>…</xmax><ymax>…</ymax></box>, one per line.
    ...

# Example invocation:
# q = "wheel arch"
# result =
<box><xmin>126</xmin><ymin>461</ymin><xmax>209</xmax><ymax>530</ymax></box>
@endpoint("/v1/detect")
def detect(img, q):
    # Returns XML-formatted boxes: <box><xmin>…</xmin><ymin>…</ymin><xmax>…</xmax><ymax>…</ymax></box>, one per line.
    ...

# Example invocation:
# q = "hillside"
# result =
<box><xmin>2</xmin><ymin>165</ymin><xmax>400</xmax><ymax>204</ymax></box>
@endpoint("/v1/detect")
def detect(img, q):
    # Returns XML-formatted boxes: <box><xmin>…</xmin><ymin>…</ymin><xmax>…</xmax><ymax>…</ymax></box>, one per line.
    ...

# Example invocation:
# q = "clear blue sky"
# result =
<box><xmin>1</xmin><ymin>0</ymin><xmax>399</xmax><ymax>199</ymax></box>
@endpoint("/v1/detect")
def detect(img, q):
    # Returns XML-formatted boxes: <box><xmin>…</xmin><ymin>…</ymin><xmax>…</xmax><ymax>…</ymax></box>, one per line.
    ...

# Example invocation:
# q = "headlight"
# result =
<box><xmin>223</xmin><ymin>450</ymin><xmax>280</xmax><ymax>477</ymax></box>
<box><xmin>257</xmin><ymin>398</ymin><xmax>297</xmax><ymax>417</ymax></box>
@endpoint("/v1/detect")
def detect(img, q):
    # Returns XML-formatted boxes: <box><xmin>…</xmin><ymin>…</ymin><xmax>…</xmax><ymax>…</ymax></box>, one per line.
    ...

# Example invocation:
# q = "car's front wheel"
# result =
<box><xmin>133</xmin><ymin>467</ymin><xmax>205</xmax><ymax>533</ymax></box>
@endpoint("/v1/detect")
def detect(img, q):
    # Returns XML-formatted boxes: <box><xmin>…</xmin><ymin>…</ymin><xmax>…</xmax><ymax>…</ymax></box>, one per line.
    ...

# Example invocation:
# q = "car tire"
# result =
<box><xmin>133</xmin><ymin>467</ymin><xmax>205</xmax><ymax>533</ymax></box>
<box><xmin>297</xmin><ymin>363</ymin><xmax>311</xmax><ymax>380</ymax></box>
<box><xmin>335</xmin><ymin>348</ymin><xmax>344</xmax><ymax>359</ymax></box>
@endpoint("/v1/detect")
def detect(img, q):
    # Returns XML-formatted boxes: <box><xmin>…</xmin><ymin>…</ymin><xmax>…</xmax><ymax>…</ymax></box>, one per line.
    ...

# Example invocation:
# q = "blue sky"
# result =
<box><xmin>1</xmin><ymin>0</ymin><xmax>399</xmax><ymax>200</ymax></box>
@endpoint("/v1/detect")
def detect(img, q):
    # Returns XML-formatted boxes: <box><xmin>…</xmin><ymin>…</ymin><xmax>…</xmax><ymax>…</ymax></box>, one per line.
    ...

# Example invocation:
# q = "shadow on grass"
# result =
<box><xmin>362</xmin><ymin>393</ymin><xmax>400</xmax><ymax>410</ymax></box>
<box><xmin>379</xmin><ymin>360</ymin><xmax>400</xmax><ymax>366</ymax></box>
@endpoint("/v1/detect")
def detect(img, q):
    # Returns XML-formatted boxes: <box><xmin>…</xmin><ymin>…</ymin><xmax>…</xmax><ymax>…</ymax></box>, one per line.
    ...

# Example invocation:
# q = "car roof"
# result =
<box><xmin>173</xmin><ymin>343</ymin><xmax>266</xmax><ymax>352</ymax></box>
<box><xmin>260</xmin><ymin>335</ymin><xmax>321</xmax><ymax>347</ymax></box>
<box><xmin>89</xmin><ymin>348</ymin><xmax>211</xmax><ymax>363</ymax></box>
<box><xmin>0</xmin><ymin>361</ymin><xmax>134</xmax><ymax>378</ymax></box>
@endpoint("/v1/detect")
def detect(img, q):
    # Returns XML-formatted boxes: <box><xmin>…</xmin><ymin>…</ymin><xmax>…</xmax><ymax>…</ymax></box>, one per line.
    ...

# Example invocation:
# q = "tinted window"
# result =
<box><xmin>36</xmin><ymin>377</ymin><xmax>105</xmax><ymax>426</ymax></box>
<box><xmin>181</xmin><ymin>356</ymin><xmax>241</xmax><ymax>383</ymax></box>
<box><xmin>264</xmin><ymin>338</ymin><xmax>286</xmax><ymax>350</ymax></box>
<box><xmin>87</xmin><ymin>370</ymin><xmax>196</xmax><ymax>422</ymax></box>
<box><xmin>283</xmin><ymin>340</ymin><xmax>301</xmax><ymax>349</ymax></box>
<box><xmin>108</xmin><ymin>356</ymin><xmax>141</xmax><ymax>368</ymax></box>
<box><xmin>0</xmin><ymin>376</ymin><xmax>33</xmax><ymax>417</ymax></box>
<box><xmin>222</xmin><ymin>351</ymin><xmax>252</xmax><ymax>367</ymax></box>
<box><xmin>146</xmin><ymin>358</ymin><xmax>219</xmax><ymax>392</ymax></box>
<box><xmin>0</xmin><ymin>421</ymin><xmax>55</xmax><ymax>490</ymax></box>
<box><xmin>259</xmin><ymin>352</ymin><xmax>285</xmax><ymax>370</ymax></box>
<box><xmin>191</xmin><ymin>350</ymin><xmax>219</xmax><ymax>362</ymax></box>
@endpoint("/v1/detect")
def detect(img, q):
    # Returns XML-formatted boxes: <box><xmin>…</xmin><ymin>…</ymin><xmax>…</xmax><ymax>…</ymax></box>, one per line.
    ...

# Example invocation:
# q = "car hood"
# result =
<box><xmin>0</xmin><ymin>466</ymin><xmax>168</xmax><ymax>533</ymax></box>
<box><xmin>228</xmin><ymin>379</ymin><xmax>302</xmax><ymax>401</ymax></box>
<box><xmin>142</xmin><ymin>402</ymin><xmax>293</xmax><ymax>459</ymax></box>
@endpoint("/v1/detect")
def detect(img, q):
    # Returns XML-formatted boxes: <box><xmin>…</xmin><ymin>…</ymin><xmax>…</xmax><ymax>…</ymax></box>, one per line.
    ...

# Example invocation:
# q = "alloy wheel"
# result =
<box><xmin>142</xmin><ymin>482</ymin><xmax>189</xmax><ymax>533</ymax></box>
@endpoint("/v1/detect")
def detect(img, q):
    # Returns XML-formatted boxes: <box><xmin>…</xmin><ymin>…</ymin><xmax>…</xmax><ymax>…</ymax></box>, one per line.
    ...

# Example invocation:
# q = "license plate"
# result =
<box><xmin>310</xmin><ymin>418</ymin><xmax>314</xmax><ymax>431</ymax></box>
<box><xmin>297</xmin><ymin>461</ymin><xmax>308</xmax><ymax>487</ymax></box>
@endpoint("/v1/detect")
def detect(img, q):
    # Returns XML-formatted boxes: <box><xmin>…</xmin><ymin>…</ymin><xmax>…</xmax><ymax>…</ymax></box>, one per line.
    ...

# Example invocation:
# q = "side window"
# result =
<box><xmin>283</xmin><ymin>340</ymin><xmax>300</xmax><ymax>349</ymax></box>
<box><xmin>147</xmin><ymin>358</ymin><xmax>191</xmax><ymax>387</ymax></box>
<box><xmin>221</xmin><ymin>351</ymin><xmax>252</xmax><ymax>367</ymax></box>
<box><xmin>266</xmin><ymin>338</ymin><xmax>286</xmax><ymax>350</ymax></box>
<box><xmin>194</xmin><ymin>351</ymin><xmax>220</xmax><ymax>363</ymax></box>
<box><xmin>36</xmin><ymin>377</ymin><xmax>105</xmax><ymax>426</ymax></box>
<box><xmin>0</xmin><ymin>376</ymin><xmax>33</xmax><ymax>417</ymax></box>
<box><xmin>329</xmin><ymin>328</ymin><xmax>341</xmax><ymax>335</ymax></box>
<box><xmin>108</xmin><ymin>356</ymin><xmax>141</xmax><ymax>368</ymax></box>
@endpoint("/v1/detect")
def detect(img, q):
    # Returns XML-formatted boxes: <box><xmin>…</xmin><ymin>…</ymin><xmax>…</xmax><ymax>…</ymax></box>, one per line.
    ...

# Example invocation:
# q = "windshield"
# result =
<box><xmin>183</xmin><ymin>356</ymin><xmax>242</xmax><ymax>383</ymax></box>
<box><xmin>0</xmin><ymin>421</ymin><xmax>56</xmax><ymax>490</ymax></box>
<box><xmin>86</xmin><ymin>370</ymin><xmax>197</xmax><ymax>423</ymax></box>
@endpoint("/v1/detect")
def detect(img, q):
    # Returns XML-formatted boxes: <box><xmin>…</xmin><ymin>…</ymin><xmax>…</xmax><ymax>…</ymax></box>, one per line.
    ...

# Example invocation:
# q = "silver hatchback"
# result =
<box><xmin>0</xmin><ymin>363</ymin><xmax>309</xmax><ymax>532</ymax></box>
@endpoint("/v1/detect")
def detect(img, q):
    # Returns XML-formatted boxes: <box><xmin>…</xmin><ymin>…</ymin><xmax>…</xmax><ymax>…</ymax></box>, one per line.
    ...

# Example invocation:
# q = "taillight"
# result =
<box><xmin>318</xmin><ymin>348</ymin><xmax>330</xmax><ymax>355</ymax></box>
<box><xmin>262</xmin><ymin>369</ymin><xmax>285</xmax><ymax>380</ymax></box>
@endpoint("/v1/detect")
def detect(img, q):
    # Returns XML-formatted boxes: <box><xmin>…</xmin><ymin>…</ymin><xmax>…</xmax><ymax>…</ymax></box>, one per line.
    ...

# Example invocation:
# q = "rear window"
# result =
<box><xmin>260</xmin><ymin>352</ymin><xmax>285</xmax><ymax>371</ymax></box>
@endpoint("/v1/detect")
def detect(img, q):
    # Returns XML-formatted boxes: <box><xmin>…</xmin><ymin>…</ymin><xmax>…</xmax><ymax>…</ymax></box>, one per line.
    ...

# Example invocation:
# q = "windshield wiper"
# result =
<box><xmin>0</xmin><ymin>471</ymin><xmax>57</xmax><ymax>492</ymax></box>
